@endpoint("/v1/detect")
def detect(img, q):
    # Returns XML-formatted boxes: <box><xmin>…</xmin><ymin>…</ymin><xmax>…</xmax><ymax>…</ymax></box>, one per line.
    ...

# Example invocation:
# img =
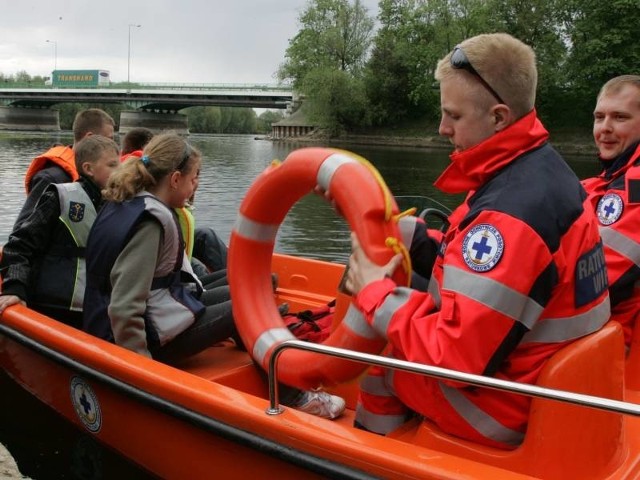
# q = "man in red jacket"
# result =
<box><xmin>345</xmin><ymin>33</ymin><xmax>610</xmax><ymax>449</ymax></box>
<box><xmin>582</xmin><ymin>75</ymin><xmax>640</xmax><ymax>347</ymax></box>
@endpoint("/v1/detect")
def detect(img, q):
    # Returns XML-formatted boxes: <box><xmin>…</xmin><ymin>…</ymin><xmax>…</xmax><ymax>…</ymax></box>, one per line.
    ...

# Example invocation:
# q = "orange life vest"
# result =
<box><xmin>120</xmin><ymin>149</ymin><xmax>144</xmax><ymax>163</ymax></box>
<box><xmin>24</xmin><ymin>145</ymin><xmax>78</xmax><ymax>194</ymax></box>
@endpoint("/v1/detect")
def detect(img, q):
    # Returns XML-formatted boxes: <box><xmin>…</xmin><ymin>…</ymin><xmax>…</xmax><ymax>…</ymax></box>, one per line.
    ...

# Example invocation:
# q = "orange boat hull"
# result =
<box><xmin>1</xmin><ymin>253</ymin><xmax>639</xmax><ymax>479</ymax></box>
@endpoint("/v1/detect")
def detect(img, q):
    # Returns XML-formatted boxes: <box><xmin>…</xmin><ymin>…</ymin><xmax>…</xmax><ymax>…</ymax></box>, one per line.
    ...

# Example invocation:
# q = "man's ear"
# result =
<box><xmin>492</xmin><ymin>104</ymin><xmax>513</xmax><ymax>132</ymax></box>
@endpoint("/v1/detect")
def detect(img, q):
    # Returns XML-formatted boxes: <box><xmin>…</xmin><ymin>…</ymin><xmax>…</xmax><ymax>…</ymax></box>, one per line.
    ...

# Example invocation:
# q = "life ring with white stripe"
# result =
<box><xmin>228</xmin><ymin>147</ymin><xmax>410</xmax><ymax>389</ymax></box>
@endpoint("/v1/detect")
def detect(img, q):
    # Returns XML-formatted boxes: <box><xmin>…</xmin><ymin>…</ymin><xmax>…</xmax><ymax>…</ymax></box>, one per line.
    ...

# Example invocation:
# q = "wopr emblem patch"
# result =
<box><xmin>462</xmin><ymin>224</ymin><xmax>504</xmax><ymax>272</ymax></box>
<box><xmin>596</xmin><ymin>193</ymin><xmax>623</xmax><ymax>225</ymax></box>
<box><xmin>70</xmin><ymin>376</ymin><xmax>102</xmax><ymax>433</ymax></box>
<box><xmin>68</xmin><ymin>201</ymin><xmax>85</xmax><ymax>222</ymax></box>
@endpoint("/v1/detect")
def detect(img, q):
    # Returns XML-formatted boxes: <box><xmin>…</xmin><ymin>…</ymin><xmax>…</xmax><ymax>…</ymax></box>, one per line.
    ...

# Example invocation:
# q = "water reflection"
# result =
<box><xmin>0</xmin><ymin>133</ymin><xmax>599</xmax><ymax>265</ymax></box>
<box><xmin>0</xmin><ymin>370</ymin><xmax>154</xmax><ymax>479</ymax></box>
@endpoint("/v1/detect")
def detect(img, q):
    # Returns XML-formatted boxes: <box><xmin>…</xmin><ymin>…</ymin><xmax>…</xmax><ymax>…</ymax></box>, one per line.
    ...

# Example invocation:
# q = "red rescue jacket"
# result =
<box><xmin>582</xmin><ymin>142</ymin><xmax>640</xmax><ymax>345</ymax></box>
<box><xmin>355</xmin><ymin>111</ymin><xmax>610</xmax><ymax>448</ymax></box>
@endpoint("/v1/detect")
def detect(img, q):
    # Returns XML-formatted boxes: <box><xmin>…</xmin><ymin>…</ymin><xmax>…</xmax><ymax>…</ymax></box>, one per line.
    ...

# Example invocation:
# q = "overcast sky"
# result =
<box><xmin>0</xmin><ymin>0</ymin><xmax>379</xmax><ymax>85</ymax></box>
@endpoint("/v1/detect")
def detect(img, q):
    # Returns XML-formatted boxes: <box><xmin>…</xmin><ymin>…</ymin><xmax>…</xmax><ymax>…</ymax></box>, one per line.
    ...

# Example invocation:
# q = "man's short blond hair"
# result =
<box><xmin>435</xmin><ymin>33</ymin><xmax>537</xmax><ymax>119</ymax></box>
<box><xmin>597</xmin><ymin>75</ymin><xmax>640</xmax><ymax>106</ymax></box>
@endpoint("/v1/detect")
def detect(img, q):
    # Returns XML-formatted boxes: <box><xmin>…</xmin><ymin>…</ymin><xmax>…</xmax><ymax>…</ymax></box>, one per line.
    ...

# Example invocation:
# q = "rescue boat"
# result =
<box><xmin>1</xmin><ymin>147</ymin><xmax>640</xmax><ymax>479</ymax></box>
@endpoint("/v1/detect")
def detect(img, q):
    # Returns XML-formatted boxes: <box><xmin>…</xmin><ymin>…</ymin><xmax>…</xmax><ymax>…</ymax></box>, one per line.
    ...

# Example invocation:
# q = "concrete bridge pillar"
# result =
<box><xmin>0</xmin><ymin>106</ymin><xmax>59</xmax><ymax>131</ymax></box>
<box><xmin>119</xmin><ymin>110</ymin><xmax>189</xmax><ymax>135</ymax></box>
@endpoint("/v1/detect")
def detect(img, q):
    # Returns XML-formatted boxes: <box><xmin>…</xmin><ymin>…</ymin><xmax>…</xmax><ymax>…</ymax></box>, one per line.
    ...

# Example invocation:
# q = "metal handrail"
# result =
<box><xmin>266</xmin><ymin>339</ymin><xmax>640</xmax><ymax>417</ymax></box>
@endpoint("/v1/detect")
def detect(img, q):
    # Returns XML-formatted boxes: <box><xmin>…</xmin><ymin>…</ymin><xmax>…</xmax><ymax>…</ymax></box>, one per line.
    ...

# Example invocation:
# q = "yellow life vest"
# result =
<box><xmin>175</xmin><ymin>207</ymin><xmax>195</xmax><ymax>260</ymax></box>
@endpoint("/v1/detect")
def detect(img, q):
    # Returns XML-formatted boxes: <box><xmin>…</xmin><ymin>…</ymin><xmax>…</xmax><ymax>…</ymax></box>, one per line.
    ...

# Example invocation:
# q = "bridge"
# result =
<box><xmin>0</xmin><ymin>83</ymin><xmax>295</xmax><ymax>133</ymax></box>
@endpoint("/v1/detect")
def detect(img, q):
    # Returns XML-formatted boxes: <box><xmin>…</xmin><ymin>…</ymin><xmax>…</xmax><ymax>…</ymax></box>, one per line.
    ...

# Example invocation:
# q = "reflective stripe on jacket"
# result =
<box><xmin>582</xmin><ymin>142</ymin><xmax>640</xmax><ymax>345</ymax></box>
<box><xmin>31</xmin><ymin>181</ymin><xmax>97</xmax><ymax>312</ymax></box>
<box><xmin>355</xmin><ymin>111</ymin><xmax>610</xmax><ymax>449</ymax></box>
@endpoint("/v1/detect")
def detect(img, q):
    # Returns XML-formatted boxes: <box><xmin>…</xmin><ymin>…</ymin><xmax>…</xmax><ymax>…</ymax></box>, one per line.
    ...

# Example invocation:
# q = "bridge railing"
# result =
<box><xmin>0</xmin><ymin>82</ymin><xmax>293</xmax><ymax>92</ymax></box>
<box><xmin>135</xmin><ymin>82</ymin><xmax>292</xmax><ymax>92</ymax></box>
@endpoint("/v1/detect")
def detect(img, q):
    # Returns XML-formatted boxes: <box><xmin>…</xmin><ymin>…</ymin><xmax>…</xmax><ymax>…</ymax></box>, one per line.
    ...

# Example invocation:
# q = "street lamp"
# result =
<box><xmin>45</xmin><ymin>39</ymin><xmax>57</xmax><ymax>71</ymax></box>
<box><xmin>127</xmin><ymin>24</ymin><xmax>141</xmax><ymax>83</ymax></box>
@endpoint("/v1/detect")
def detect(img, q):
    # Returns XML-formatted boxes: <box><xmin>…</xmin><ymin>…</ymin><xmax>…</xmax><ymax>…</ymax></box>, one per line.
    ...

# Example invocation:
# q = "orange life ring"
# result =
<box><xmin>229</xmin><ymin>147</ymin><xmax>409</xmax><ymax>389</ymax></box>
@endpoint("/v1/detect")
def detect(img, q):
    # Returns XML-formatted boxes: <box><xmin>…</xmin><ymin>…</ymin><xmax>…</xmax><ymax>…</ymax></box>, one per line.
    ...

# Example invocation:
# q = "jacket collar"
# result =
<box><xmin>599</xmin><ymin>141</ymin><xmax>640</xmax><ymax>180</ymax></box>
<box><xmin>79</xmin><ymin>176</ymin><xmax>103</xmax><ymax>207</ymax></box>
<box><xmin>434</xmin><ymin>110</ymin><xmax>549</xmax><ymax>194</ymax></box>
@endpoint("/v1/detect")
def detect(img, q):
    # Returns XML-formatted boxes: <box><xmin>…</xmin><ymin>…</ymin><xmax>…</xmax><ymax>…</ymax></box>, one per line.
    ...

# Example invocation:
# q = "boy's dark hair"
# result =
<box><xmin>121</xmin><ymin>127</ymin><xmax>154</xmax><ymax>155</ymax></box>
<box><xmin>74</xmin><ymin>135</ymin><xmax>119</xmax><ymax>172</ymax></box>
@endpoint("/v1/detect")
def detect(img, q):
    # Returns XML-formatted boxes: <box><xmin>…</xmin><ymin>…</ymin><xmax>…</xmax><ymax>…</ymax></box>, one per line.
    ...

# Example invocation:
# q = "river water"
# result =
<box><xmin>0</xmin><ymin>131</ymin><xmax>599</xmax><ymax>479</ymax></box>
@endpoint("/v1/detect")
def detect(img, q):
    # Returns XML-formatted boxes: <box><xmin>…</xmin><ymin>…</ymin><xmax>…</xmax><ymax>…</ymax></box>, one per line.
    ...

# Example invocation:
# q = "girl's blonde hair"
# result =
<box><xmin>103</xmin><ymin>132</ymin><xmax>201</xmax><ymax>202</ymax></box>
<box><xmin>435</xmin><ymin>33</ymin><xmax>537</xmax><ymax>119</ymax></box>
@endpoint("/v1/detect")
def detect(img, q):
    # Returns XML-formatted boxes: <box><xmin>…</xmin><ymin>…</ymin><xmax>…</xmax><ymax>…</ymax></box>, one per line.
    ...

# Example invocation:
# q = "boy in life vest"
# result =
<box><xmin>343</xmin><ymin>33</ymin><xmax>610</xmax><ymax>448</ymax></box>
<box><xmin>0</xmin><ymin>136</ymin><xmax>120</xmax><ymax>328</ymax></box>
<box><xmin>120</xmin><ymin>127</ymin><xmax>154</xmax><ymax>161</ymax></box>
<box><xmin>582</xmin><ymin>75</ymin><xmax>640</xmax><ymax>348</ymax></box>
<box><xmin>15</xmin><ymin>108</ymin><xmax>115</xmax><ymax>230</ymax></box>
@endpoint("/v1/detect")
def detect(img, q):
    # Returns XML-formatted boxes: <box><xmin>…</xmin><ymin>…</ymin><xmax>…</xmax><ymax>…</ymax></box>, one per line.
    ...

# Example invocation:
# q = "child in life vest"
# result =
<box><xmin>82</xmin><ymin>133</ymin><xmax>345</xmax><ymax>418</ymax></box>
<box><xmin>120</xmin><ymin>127</ymin><xmax>229</xmax><ymax>281</ymax></box>
<box><xmin>0</xmin><ymin>135</ymin><xmax>120</xmax><ymax>328</ymax></box>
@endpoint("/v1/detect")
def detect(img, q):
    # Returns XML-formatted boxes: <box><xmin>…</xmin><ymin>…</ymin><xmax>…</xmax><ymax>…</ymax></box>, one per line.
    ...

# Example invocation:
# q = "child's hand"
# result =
<box><xmin>0</xmin><ymin>295</ymin><xmax>25</xmax><ymax>315</ymax></box>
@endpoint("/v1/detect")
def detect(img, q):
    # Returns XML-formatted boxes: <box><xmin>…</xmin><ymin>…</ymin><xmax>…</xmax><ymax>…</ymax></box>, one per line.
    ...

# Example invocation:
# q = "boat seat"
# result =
<box><xmin>399</xmin><ymin>322</ymin><xmax>627</xmax><ymax>480</ymax></box>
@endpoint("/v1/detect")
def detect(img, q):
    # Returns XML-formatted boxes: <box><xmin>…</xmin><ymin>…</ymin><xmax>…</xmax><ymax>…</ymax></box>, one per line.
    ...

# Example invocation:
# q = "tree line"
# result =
<box><xmin>277</xmin><ymin>0</ymin><xmax>640</xmax><ymax>135</ymax></box>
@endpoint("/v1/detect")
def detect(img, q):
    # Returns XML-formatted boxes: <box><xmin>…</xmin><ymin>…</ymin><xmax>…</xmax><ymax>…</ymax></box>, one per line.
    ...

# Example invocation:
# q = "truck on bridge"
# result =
<box><xmin>44</xmin><ymin>70</ymin><xmax>111</xmax><ymax>88</ymax></box>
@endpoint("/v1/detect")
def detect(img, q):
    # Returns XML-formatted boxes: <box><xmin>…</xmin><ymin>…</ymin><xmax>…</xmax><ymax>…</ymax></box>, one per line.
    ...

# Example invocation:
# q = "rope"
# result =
<box><xmin>385</xmin><ymin>237</ymin><xmax>412</xmax><ymax>286</ymax></box>
<box><xmin>339</xmin><ymin>150</ymin><xmax>395</xmax><ymax>222</ymax></box>
<box><xmin>392</xmin><ymin>207</ymin><xmax>417</xmax><ymax>223</ymax></box>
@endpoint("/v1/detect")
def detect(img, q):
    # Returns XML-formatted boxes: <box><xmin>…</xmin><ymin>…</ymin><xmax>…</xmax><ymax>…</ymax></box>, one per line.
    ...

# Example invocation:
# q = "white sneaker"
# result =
<box><xmin>295</xmin><ymin>390</ymin><xmax>346</xmax><ymax>419</ymax></box>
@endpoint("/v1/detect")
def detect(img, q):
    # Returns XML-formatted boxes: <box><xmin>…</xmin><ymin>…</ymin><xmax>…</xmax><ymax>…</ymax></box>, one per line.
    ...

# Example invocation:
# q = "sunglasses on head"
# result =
<box><xmin>450</xmin><ymin>46</ymin><xmax>505</xmax><ymax>105</ymax></box>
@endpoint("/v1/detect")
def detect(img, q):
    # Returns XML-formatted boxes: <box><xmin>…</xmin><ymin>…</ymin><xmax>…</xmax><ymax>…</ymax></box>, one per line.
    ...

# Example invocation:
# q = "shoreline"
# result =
<box><xmin>265</xmin><ymin>132</ymin><xmax>597</xmax><ymax>157</ymax></box>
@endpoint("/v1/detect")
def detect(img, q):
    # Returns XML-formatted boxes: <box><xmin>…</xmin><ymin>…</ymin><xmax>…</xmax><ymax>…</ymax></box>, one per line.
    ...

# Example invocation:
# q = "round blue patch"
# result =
<box><xmin>597</xmin><ymin>193</ymin><xmax>623</xmax><ymax>225</ymax></box>
<box><xmin>462</xmin><ymin>224</ymin><xmax>504</xmax><ymax>272</ymax></box>
<box><xmin>70</xmin><ymin>376</ymin><xmax>102</xmax><ymax>433</ymax></box>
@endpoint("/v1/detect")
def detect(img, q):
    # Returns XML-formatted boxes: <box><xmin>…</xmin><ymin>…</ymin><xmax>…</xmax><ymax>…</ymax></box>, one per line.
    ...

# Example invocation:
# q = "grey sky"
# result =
<box><xmin>0</xmin><ymin>0</ymin><xmax>379</xmax><ymax>85</ymax></box>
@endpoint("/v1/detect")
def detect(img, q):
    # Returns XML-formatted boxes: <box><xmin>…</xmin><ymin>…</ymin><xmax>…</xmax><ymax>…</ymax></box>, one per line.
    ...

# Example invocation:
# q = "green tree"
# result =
<box><xmin>485</xmin><ymin>0</ymin><xmax>570</xmax><ymax>129</ymax></box>
<box><xmin>562</xmin><ymin>0</ymin><xmax>640</xmax><ymax>128</ymax></box>
<box><xmin>187</xmin><ymin>107</ymin><xmax>222</xmax><ymax>133</ymax></box>
<box><xmin>365</xmin><ymin>0</ymin><xmax>421</xmax><ymax>125</ymax></box>
<box><xmin>257</xmin><ymin>110</ymin><xmax>285</xmax><ymax>134</ymax></box>
<box><xmin>302</xmin><ymin>68</ymin><xmax>370</xmax><ymax>135</ymax></box>
<box><xmin>56</xmin><ymin>103</ymin><xmax>124</xmax><ymax>130</ymax></box>
<box><xmin>277</xmin><ymin>0</ymin><xmax>375</xmax><ymax>88</ymax></box>
<box><xmin>277</xmin><ymin>0</ymin><xmax>375</xmax><ymax>133</ymax></box>
<box><xmin>186</xmin><ymin>107</ymin><xmax>258</xmax><ymax>133</ymax></box>
<box><xmin>364</xmin><ymin>0</ymin><xmax>460</xmax><ymax>126</ymax></box>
